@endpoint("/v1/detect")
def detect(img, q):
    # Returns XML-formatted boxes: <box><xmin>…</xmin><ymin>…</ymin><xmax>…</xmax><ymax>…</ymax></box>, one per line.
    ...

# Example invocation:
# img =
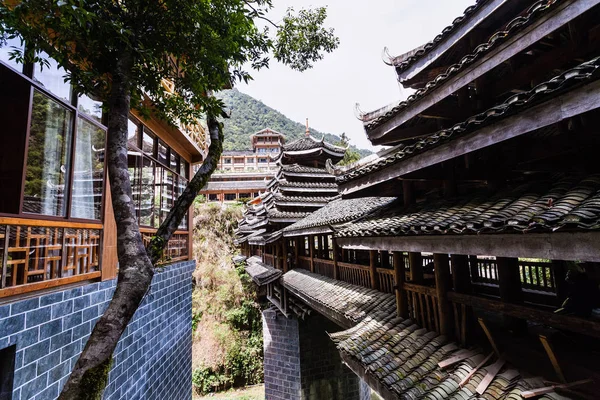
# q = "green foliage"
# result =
<box><xmin>336</xmin><ymin>132</ymin><xmax>362</xmax><ymax>166</ymax></box>
<box><xmin>192</xmin><ymin>204</ymin><xmax>264</xmax><ymax>396</ymax></box>
<box><xmin>218</xmin><ymin>89</ymin><xmax>371</xmax><ymax>158</ymax></box>
<box><xmin>0</xmin><ymin>0</ymin><xmax>340</xmax><ymax>123</ymax></box>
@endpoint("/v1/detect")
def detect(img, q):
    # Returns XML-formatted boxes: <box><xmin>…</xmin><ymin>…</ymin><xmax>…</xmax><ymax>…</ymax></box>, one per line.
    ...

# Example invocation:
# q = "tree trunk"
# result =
<box><xmin>59</xmin><ymin>56</ymin><xmax>223</xmax><ymax>399</ymax></box>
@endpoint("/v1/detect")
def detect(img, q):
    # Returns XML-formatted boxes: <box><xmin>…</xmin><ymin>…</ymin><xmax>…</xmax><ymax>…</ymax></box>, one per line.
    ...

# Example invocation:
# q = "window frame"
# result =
<box><xmin>0</xmin><ymin>48</ymin><xmax>109</xmax><ymax>224</ymax></box>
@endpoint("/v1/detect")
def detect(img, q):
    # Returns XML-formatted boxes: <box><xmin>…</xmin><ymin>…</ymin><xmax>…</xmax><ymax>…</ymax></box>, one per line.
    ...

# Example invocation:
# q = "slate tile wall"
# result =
<box><xmin>262</xmin><ymin>307</ymin><xmax>302</xmax><ymax>400</ymax></box>
<box><xmin>262</xmin><ymin>308</ymin><xmax>370</xmax><ymax>400</ymax></box>
<box><xmin>0</xmin><ymin>260</ymin><xmax>195</xmax><ymax>400</ymax></box>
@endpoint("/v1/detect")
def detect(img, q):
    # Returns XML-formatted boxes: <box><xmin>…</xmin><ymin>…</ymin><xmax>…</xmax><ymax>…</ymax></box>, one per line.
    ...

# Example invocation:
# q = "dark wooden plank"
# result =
<box><xmin>371</xmin><ymin>0</ymin><xmax>600</xmax><ymax>144</ymax></box>
<box><xmin>434</xmin><ymin>253</ymin><xmax>453</xmax><ymax>336</ymax></box>
<box><xmin>342</xmin><ymin>79</ymin><xmax>600</xmax><ymax>195</ymax></box>
<box><xmin>336</xmin><ymin>231</ymin><xmax>600</xmax><ymax>263</ymax></box>
<box><xmin>448</xmin><ymin>292</ymin><xmax>600</xmax><ymax>339</ymax></box>
<box><xmin>393</xmin><ymin>252</ymin><xmax>409</xmax><ymax>318</ymax></box>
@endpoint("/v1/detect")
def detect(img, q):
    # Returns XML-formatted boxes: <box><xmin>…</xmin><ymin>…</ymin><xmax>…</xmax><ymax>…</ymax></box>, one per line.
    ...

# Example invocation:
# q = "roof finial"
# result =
<box><xmin>305</xmin><ymin>118</ymin><xmax>310</xmax><ymax>136</ymax></box>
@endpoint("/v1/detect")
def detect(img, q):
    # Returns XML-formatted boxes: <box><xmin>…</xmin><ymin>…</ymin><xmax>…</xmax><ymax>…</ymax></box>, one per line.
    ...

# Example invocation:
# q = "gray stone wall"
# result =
<box><xmin>262</xmin><ymin>308</ymin><xmax>370</xmax><ymax>400</ymax></box>
<box><xmin>0</xmin><ymin>260</ymin><xmax>195</xmax><ymax>400</ymax></box>
<box><xmin>262</xmin><ymin>307</ymin><xmax>302</xmax><ymax>400</ymax></box>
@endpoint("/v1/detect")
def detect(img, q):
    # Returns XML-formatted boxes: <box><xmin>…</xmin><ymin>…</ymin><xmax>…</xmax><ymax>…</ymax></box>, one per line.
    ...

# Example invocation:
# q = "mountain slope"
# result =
<box><xmin>217</xmin><ymin>89</ymin><xmax>371</xmax><ymax>157</ymax></box>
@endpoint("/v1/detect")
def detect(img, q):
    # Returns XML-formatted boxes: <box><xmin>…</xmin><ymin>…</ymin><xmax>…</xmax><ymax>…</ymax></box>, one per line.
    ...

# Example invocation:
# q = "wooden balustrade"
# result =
<box><xmin>404</xmin><ymin>283</ymin><xmax>440</xmax><ymax>333</ymax></box>
<box><xmin>0</xmin><ymin>218</ymin><xmax>103</xmax><ymax>298</ymax></box>
<box><xmin>140</xmin><ymin>230</ymin><xmax>189</xmax><ymax>264</ymax></box>
<box><xmin>313</xmin><ymin>258</ymin><xmax>335</xmax><ymax>279</ymax></box>
<box><xmin>338</xmin><ymin>262</ymin><xmax>372</xmax><ymax>288</ymax></box>
<box><xmin>263</xmin><ymin>254</ymin><xmax>275</xmax><ymax>267</ymax></box>
<box><xmin>377</xmin><ymin>268</ymin><xmax>395</xmax><ymax>294</ymax></box>
<box><xmin>519</xmin><ymin>259</ymin><xmax>555</xmax><ymax>292</ymax></box>
<box><xmin>298</xmin><ymin>256</ymin><xmax>311</xmax><ymax>271</ymax></box>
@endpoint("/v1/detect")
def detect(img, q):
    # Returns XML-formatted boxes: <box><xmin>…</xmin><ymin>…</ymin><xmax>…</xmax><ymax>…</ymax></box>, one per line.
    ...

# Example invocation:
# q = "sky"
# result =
<box><xmin>237</xmin><ymin>0</ymin><xmax>475</xmax><ymax>151</ymax></box>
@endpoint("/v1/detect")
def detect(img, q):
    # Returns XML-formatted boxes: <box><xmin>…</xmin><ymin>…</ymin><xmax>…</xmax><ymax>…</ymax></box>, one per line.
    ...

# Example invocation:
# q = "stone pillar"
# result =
<box><xmin>262</xmin><ymin>309</ymin><xmax>370</xmax><ymax>400</ymax></box>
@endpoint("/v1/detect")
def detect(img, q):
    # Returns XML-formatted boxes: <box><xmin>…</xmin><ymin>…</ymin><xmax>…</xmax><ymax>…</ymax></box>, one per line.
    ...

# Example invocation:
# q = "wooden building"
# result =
<box><xmin>0</xmin><ymin>38</ymin><xmax>208</xmax><ymax>299</ymax></box>
<box><xmin>239</xmin><ymin>1</ymin><xmax>600</xmax><ymax>399</ymax></box>
<box><xmin>200</xmin><ymin>128</ymin><xmax>284</xmax><ymax>202</ymax></box>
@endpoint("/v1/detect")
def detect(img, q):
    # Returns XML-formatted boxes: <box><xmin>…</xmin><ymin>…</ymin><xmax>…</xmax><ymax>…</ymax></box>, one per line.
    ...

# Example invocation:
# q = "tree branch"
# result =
<box><xmin>242</xmin><ymin>0</ymin><xmax>279</xmax><ymax>28</ymax></box>
<box><xmin>149</xmin><ymin>115</ymin><xmax>224</xmax><ymax>264</ymax></box>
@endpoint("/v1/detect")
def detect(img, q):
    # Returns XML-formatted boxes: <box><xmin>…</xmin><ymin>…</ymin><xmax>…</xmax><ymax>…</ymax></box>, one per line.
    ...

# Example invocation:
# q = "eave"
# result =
<box><xmin>368</xmin><ymin>0</ymin><xmax>599</xmax><ymax>146</ymax></box>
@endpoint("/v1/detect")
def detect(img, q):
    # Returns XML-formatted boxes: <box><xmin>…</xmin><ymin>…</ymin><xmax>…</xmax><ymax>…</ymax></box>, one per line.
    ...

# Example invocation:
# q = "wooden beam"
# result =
<box><xmin>332</xmin><ymin>238</ymin><xmax>340</xmax><ymax>280</ymax></box>
<box><xmin>336</xmin><ymin>231</ymin><xmax>600</xmax><ymax>263</ymax></box>
<box><xmin>393</xmin><ymin>252</ymin><xmax>408</xmax><ymax>318</ymax></box>
<box><xmin>451</xmin><ymin>255</ymin><xmax>471</xmax><ymax>293</ymax></box>
<box><xmin>282</xmin><ymin>239</ymin><xmax>288</xmax><ymax>273</ymax></box>
<box><xmin>294</xmin><ymin>237</ymin><xmax>300</xmax><ymax>270</ymax></box>
<box><xmin>434</xmin><ymin>253</ymin><xmax>452</xmax><ymax>336</ymax></box>
<box><xmin>373</xmin><ymin>0</ymin><xmax>600</xmax><ymax>144</ymax></box>
<box><xmin>448</xmin><ymin>292</ymin><xmax>600</xmax><ymax>339</ymax></box>
<box><xmin>478</xmin><ymin>318</ymin><xmax>501</xmax><ymax>357</ymax></box>
<box><xmin>396</xmin><ymin>0</ymin><xmax>510</xmax><ymax>81</ymax></box>
<box><xmin>369</xmin><ymin>250</ymin><xmax>379</xmax><ymax>290</ymax></box>
<box><xmin>408</xmin><ymin>252</ymin><xmax>424</xmax><ymax>283</ymax></box>
<box><xmin>497</xmin><ymin>257</ymin><xmax>526</xmax><ymax>332</ymax></box>
<box><xmin>552</xmin><ymin>260</ymin><xmax>568</xmax><ymax>303</ymax></box>
<box><xmin>308</xmin><ymin>235</ymin><xmax>315</xmax><ymax>273</ymax></box>
<box><xmin>402</xmin><ymin>180</ymin><xmax>414</xmax><ymax>207</ymax></box>
<box><xmin>539</xmin><ymin>334</ymin><xmax>566</xmax><ymax>384</ymax></box>
<box><xmin>344</xmin><ymin>79</ymin><xmax>600</xmax><ymax>194</ymax></box>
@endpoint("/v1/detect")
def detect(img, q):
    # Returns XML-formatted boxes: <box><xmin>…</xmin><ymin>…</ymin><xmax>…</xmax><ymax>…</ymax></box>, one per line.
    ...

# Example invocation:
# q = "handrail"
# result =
<box><xmin>404</xmin><ymin>282</ymin><xmax>437</xmax><ymax>297</ymax></box>
<box><xmin>338</xmin><ymin>261</ymin><xmax>370</xmax><ymax>271</ymax></box>
<box><xmin>0</xmin><ymin>216</ymin><xmax>102</xmax><ymax>230</ymax></box>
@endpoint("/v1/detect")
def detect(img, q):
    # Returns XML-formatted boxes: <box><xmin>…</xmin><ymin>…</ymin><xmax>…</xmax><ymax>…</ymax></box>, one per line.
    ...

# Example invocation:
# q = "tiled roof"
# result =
<box><xmin>273</xmin><ymin>193</ymin><xmax>333</xmax><ymax>205</ymax></box>
<box><xmin>280</xmin><ymin>164</ymin><xmax>335</xmax><ymax>178</ymax></box>
<box><xmin>283</xmin><ymin>197</ymin><xmax>397</xmax><ymax>234</ymax></box>
<box><xmin>390</xmin><ymin>0</ymin><xmax>487</xmax><ymax>73</ymax></box>
<box><xmin>279</xmin><ymin>180</ymin><xmax>338</xmax><ymax>189</ymax></box>
<box><xmin>282</xmin><ymin>269</ymin><xmax>396</xmax><ymax>326</ymax></box>
<box><xmin>332</xmin><ymin>311</ymin><xmax>570</xmax><ymax>400</ymax></box>
<box><xmin>342</xmin><ymin>56</ymin><xmax>600</xmax><ymax>183</ymax></box>
<box><xmin>364</xmin><ymin>0</ymin><xmax>561</xmax><ymax>131</ymax></box>
<box><xmin>282</xmin><ymin>135</ymin><xmax>346</xmax><ymax>154</ymax></box>
<box><xmin>337</xmin><ymin>175</ymin><xmax>600</xmax><ymax>238</ymax></box>
<box><xmin>244</xmin><ymin>257</ymin><xmax>282</xmax><ymax>285</ymax></box>
<box><xmin>204</xmin><ymin>180</ymin><xmax>267</xmax><ymax>190</ymax></box>
<box><xmin>267</xmin><ymin>210</ymin><xmax>312</xmax><ymax>220</ymax></box>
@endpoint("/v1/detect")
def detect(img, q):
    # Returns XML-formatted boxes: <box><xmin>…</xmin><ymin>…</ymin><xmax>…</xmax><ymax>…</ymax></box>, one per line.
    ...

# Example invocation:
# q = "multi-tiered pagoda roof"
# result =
<box><xmin>236</xmin><ymin>134</ymin><xmax>346</xmax><ymax>246</ymax></box>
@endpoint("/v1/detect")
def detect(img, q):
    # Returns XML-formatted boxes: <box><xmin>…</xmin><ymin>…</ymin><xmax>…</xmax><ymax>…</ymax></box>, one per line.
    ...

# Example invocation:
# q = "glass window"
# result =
<box><xmin>128</xmin><ymin>119</ymin><xmax>140</xmax><ymax>148</ymax></box>
<box><xmin>78</xmin><ymin>94</ymin><xmax>103</xmax><ymax>122</ymax></box>
<box><xmin>34</xmin><ymin>52</ymin><xmax>72</xmax><ymax>102</ymax></box>
<box><xmin>170</xmin><ymin>151</ymin><xmax>179</xmax><ymax>172</ymax></box>
<box><xmin>139</xmin><ymin>158</ymin><xmax>155</xmax><ymax>227</ymax></box>
<box><xmin>224</xmin><ymin>158</ymin><xmax>232</xmax><ymax>164</ymax></box>
<box><xmin>0</xmin><ymin>34</ymin><xmax>25</xmax><ymax>72</ymax></box>
<box><xmin>246</xmin><ymin>157</ymin><xmax>254</xmax><ymax>163</ymax></box>
<box><xmin>23</xmin><ymin>90</ymin><xmax>74</xmax><ymax>216</ymax></box>
<box><xmin>161</xmin><ymin>169</ymin><xmax>174</xmax><ymax>223</ymax></box>
<box><xmin>177</xmin><ymin>177</ymin><xmax>188</xmax><ymax>229</ymax></box>
<box><xmin>128</xmin><ymin>150</ymin><xmax>142</xmax><ymax>220</ymax></box>
<box><xmin>258</xmin><ymin>158</ymin><xmax>267</xmax><ymax>163</ymax></box>
<box><xmin>142</xmin><ymin>130</ymin><xmax>155</xmax><ymax>155</ymax></box>
<box><xmin>181</xmin><ymin>160</ymin><xmax>189</xmax><ymax>179</ymax></box>
<box><xmin>70</xmin><ymin>118</ymin><xmax>105</xmax><ymax>220</ymax></box>
<box><xmin>157</xmin><ymin>140</ymin><xmax>168</xmax><ymax>165</ymax></box>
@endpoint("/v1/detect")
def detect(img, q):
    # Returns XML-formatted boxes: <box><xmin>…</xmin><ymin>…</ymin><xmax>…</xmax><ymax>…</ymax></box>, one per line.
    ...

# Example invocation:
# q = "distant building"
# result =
<box><xmin>201</xmin><ymin>128</ymin><xmax>285</xmax><ymax>202</ymax></box>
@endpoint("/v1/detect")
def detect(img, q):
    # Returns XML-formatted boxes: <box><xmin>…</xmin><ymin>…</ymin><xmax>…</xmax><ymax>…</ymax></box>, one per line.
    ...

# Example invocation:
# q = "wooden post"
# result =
<box><xmin>409</xmin><ymin>252</ymin><xmax>423</xmax><ymax>283</ymax></box>
<box><xmin>282</xmin><ymin>239</ymin><xmax>288</xmax><ymax>273</ymax></box>
<box><xmin>369</xmin><ymin>250</ymin><xmax>379</xmax><ymax>290</ymax></box>
<box><xmin>552</xmin><ymin>260</ymin><xmax>568</xmax><ymax>304</ymax></box>
<box><xmin>323</xmin><ymin>235</ymin><xmax>330</xmax><ymax>259</ymax></box>
<box><xmin>274</xmin><ymin>243</ymin><xmax>279</xmax><ymax>269</ymax></box>
<box><xmin>451</xmin><ymin>255</ymin><xmax>472</xmax><ymax>293</ymax></box>
<box><xmin>497</xmin><ymin>257</ymin><xmax>526</xmax><ymax>333</ymax></box>
<box><xmin>469</xmin><ymin>255</ymin><xmax>479</xmax><ymax>282</ymax></box>
<box><xmin>332</xmin><ymin>238</ymin><xmax>339</xmax><ymax>280</ymax></box>
<box><xmin>308</xmin><ymin>235</ymin><xmax>314</xmax><ymax>273</ymax></box>
<box><xmin>434</xmin><ymin>253</ymin><xmax>453</xmax><ymax>336</ymax></box>
<box><xmin>381</xmin><ymin>251</ymin><xmax>390</xmax><ymax>269</ymax></box>
<box><xmin>393</xmin><ymin>252</ymin><xmax>408</xmax><ymax>318</ymax></box>
<box><xmin>294</xmin><ymin>237</ymin><xmax>300</xmax><ymax>270</ymax></box>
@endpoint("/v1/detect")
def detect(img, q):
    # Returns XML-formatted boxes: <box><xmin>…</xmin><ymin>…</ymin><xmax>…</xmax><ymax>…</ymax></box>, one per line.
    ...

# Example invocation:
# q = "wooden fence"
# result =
<box><xmin>338</xmin><ymin>262</ymin><xmax>372</xmax><ymax>288</ymax></box>
<box><xmin>377</xmin><ymin>268</ymin><xmax>395</xmax><ymax>294</ymax></box>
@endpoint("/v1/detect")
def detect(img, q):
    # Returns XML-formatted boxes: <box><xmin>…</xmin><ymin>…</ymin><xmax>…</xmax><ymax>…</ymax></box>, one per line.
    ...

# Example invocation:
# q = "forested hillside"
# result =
<box><xmin>217</xmin><ymin>89</ymin><xmax>371</xmax><ymax>157</ymax></box>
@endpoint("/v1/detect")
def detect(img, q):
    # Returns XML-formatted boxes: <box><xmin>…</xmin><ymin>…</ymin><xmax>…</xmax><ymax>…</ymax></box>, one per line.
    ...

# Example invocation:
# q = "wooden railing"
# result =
<box><xmin>298</xmin><ymin>256</ymin><xmax>311</xmax><ymax>271</ymax></box>
<box><xmin>263</xmin><ymin>254</ymin><xmax>275</xmax><ymax>267</ymax></box>
<box><xmin>404</xmin><ymin>283</ymin><xmax>440</xmax><ymax>333</ymax></box>
<box><xmin>140</xmin><ymin>229</ymin><xmax>189</xmax><ymax>264</ymax></box>
<box><xmin>338</xmin><ymin>262</ymin><xmax>372</xmax><ymax>288</ymax></box>
<box><xmin>377</xmin><ymin>268</ymin><xmax>395</xmax><ymax>294</ymax></box>
<box><xmin>0</xmin><ymin>217</ymin><xmax>103</xmax><ymax>298</ymax></box>
<box><xmin>314</xmin><ymin>258</ymin><xmax>335</xmax><ymax>279</ymax></box>
<box><xmin>472</xmin><ymin>257</ymin><xmax>498</xmax><ymax>284</ymax></box>
<box><xmin>519</xmin><ymin>259</ymin><xmax>555</xmax><ymax>292</ymax></box>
